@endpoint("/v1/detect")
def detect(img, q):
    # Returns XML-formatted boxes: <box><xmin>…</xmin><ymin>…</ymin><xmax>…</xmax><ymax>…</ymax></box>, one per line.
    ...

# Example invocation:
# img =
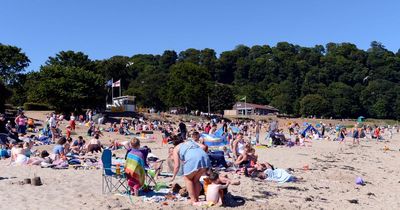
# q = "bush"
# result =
<box><xmin>24</xmin><ymin>102</ymin><xmax>51</xmax><ymax>111</ymax></box>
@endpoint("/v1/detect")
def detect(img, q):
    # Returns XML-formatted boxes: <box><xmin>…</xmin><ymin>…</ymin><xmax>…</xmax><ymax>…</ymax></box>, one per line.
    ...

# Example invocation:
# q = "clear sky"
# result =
<box><xmin>1</xmin><ymin>0</ymin><xmax>400</xmax><ymax>71</ymax></box>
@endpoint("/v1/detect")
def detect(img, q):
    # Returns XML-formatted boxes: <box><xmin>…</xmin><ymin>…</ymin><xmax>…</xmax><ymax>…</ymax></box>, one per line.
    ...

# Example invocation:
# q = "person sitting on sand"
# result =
<box><xmin>232</xmin><ymin>133</ymin><xmax>247</xmax><ymax>160</ymax></box>
<box><xmin>64</xmin><ymin>137</ymin><xmax>73</xmax><ymax>154</ymax></box>
<box><xmin>125</xmin><ymin>138</ymin><xmax>147</xmax><ymax>196</ymax></box>
<box><xmin>205</xmin><ymin>171</ymin><xmax>231</xmax><ymax>206</ymax></box>
<box><xmin>203</xmin><ymin>170</ymin><xmax>240</xmax><ymax>202</ymax></box>
<box><xmin>192</xmin><ymin>131</ymin><xmax>208</xmax><ymax>152</ymax></box>
<box><xmin>71</xmin><ymin>136</ymin><xmax>86</xmax><ymax>154</ymax></box>
<box><xmin>87</xmin><ymin>125</ymin><xmax>94</xmax><ymax>136</ymax></box>
<box><xmin>9</xmin><ymin>142</ymin><xmax>30</xmax><ymax>165</ymax></box>
<box><xmin>86</xmin><ymin>134</ymin><xmax>102</xmax><ymax>153</ymax></box>
<box><xmin>27</xmin><ymin>118</ymin><xmax>35</xmax><ymax>129</ymax></box>
<box><xmin>53</xmin><ymin>137</ymin><xmax>67</xmax><ymax>160</ymax></box>
<box><xmin>234</xmin><ymin>144</ymin><xmax>257</xmax><ymax>167</ymax></box>
<box><xmin>23</xmin><ymin>141</ymin><xmax>33</xmax><ymax>158</ymax></box>
<box><xmin>94</xmin><ymin>126</ymin><xmax>103</xmax><ymax>137</ymax></box>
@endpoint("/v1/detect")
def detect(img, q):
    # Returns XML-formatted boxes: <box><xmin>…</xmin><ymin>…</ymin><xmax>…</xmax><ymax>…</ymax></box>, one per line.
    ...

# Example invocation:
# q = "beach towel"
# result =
<box><xmin>124</xmin><ymin>149</ymin><xmax>146</xmax><ymax>187</ymax></box>
<box><xmin>265</xmin><ymin>168</ymin><xmax>294</xmax><ymax>183</ymax></box>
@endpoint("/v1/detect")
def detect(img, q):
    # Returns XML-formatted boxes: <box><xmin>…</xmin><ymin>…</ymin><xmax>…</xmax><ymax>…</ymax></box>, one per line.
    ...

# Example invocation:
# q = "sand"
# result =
<box><xmin>1</xmin><ymin>111</ymin><xmax>399</xmax><ymax>210</ymax></box>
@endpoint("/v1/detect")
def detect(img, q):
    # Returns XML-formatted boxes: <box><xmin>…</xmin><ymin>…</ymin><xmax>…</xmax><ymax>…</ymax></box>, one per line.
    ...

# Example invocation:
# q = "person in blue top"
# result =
<box><xmin>170</xmin><ymin>134</ymin><xmax>211</xmax><ymax>205</ymax></box>
<box><xmin>53</xmin><ymin>137</ymin><xmax>66</xmax><ymax>159</ymax></box>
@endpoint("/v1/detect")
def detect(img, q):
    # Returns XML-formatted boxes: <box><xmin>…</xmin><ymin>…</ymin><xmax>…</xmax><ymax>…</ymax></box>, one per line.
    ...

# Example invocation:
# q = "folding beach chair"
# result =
<box><xmin>101</xmin><ymin>149</ymin><xmax>129</xmax><ymax>194</ymax></box>
<box><xmin>145</xmin><ymin>159</ymin><xmax>167</xmax><ymax>188</ymax></box>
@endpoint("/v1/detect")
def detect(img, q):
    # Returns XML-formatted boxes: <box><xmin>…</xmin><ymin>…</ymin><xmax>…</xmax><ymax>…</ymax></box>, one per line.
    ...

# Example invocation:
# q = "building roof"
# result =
<box><xmin>233</xmin><ymin>102</ymin><xmax>279</xmax><ymax>111</ymax></box>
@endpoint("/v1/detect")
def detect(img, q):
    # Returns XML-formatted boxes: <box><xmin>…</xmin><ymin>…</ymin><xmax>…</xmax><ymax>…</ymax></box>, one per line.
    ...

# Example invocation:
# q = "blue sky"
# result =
<box><xmin>1</xmin><ymin>0</ymin><xmax>399</xmax><ymax>71</ymax></box>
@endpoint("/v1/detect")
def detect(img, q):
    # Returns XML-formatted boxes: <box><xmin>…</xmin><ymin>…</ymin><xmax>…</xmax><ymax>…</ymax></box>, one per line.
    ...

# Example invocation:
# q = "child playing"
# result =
<box><xmin>204</xmin><ymin>171</ymin><xmax>240</xmax><ymax>206</ymax></box>
<box><xmin>206</xmin><ymin>171</ymin><xmax>230</xmax><ymax>205</ymax></box>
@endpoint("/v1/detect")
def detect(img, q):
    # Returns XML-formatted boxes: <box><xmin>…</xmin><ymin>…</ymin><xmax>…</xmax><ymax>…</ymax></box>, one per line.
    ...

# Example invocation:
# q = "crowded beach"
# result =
<box><xmin>1</xmin><ymin>110</ymin><xmax>399</xmax><ymax>210</ymax></box>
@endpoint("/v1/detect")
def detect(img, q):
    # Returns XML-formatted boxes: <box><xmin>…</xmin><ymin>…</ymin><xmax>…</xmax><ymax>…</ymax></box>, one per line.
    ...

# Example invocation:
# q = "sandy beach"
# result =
<box><xmin>1</xmin><ymin>111</ymin><xmax>399</xmax><ymax>210</ymax></box>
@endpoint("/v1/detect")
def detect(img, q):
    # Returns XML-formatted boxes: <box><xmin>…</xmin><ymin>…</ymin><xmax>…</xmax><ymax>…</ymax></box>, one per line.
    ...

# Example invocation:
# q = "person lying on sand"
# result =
<box><xmin>250</xmin><ymin>163</ymin><xmax>297</xmax><ymax>183</ymax></box>
<box><xmin>27</xmin><ymin>150</ymin><xmax>52</xmax><ymax>165</ymax></box>
<box><xmin>109</xmin><ymin>139</ymin><xmax>123</xmax><ymax>150</ymax></box>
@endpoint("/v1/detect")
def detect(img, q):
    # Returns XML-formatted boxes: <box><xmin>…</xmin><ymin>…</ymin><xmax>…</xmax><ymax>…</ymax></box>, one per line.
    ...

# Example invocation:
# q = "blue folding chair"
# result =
<box><xmin>101</xmin><ymin>149</ymin><xmax>129</xmax><ymax>194</ymax></box>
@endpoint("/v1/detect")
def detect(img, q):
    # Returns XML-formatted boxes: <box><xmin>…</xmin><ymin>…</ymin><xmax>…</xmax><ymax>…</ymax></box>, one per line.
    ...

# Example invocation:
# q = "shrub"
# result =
<box><xmin>24</xmin><ymin>102</ymin><xmax>51</xmax><ymax>111</ymax></box>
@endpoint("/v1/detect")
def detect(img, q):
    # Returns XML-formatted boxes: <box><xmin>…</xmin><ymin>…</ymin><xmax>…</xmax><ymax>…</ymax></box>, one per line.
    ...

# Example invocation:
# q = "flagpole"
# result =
<box><xmin>111</xmin><ymin>78</ymin><xmax>114</xmax><ymax>101</ymax></box>
<box><xmin>244</xmin><ymin>96</ymin><xmax>246</xmax><ymax>117</ymax></box>
<box><xmin>119</xmin><ymin>79</ymin><xmax>122</xmax><ymax>97</ymax></box>
<box><xmin>208</xmin><ymin>95</ymin><xmax>210</xmax><ymax>116</ymax></box>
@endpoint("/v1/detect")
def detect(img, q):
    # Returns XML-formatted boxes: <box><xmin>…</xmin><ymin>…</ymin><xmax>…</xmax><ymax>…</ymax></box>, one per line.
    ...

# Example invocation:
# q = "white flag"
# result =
<box><xmin>112</xmin><ymin>80</ymin><xmax>120</xmax><ymax>87</ymax></box>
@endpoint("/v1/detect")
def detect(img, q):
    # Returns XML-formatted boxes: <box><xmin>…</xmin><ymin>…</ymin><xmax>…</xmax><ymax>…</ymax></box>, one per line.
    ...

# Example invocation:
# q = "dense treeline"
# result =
<box><xmin>1</xmin><ymin>41</ymin><xmax>400</xmax><ymax>119</ymax></box>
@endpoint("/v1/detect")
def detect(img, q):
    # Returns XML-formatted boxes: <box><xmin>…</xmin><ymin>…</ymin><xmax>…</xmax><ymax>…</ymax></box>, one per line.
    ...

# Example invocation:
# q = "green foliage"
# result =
<box><xmin>26</xmin><ymin>65</ymin><xmax>105</xmax><ymax>112</ymax></box>
<box><xmin>300</xmin><ymin>94</ymin><xmax>329</xmax><ymax>117</ymax></box>
<box><xmin>0</xmin><ymin>79</ymin><xmax>12</xmax><ymax>112</ymax></box>
<box><xmin>166</xmin><ymin>62</ymin><xmax>211</xmax><ymax>111</ymax></box>
<box><xmin>4</xmin><ymin>41</ymin><xmax>400</xmax><ymax>119</ymax></box>
<box><xmin>46</xmin><ymin>50</ymin><xmax>94</xmax><ymax>70</ymax></box>
<box><xmin>0</xmin><ymin>43</ymin><xmax>30</xmax><ymax>83</ymax></box>
<box><xmin>24</xmin><ymin>102</ymin><xmax>51</xmax><ymax>111</ymax></box>
<box><xmin>210</xmin><ymin>84</ymin><xmax>236</xmax><ymax>113</ymax></box>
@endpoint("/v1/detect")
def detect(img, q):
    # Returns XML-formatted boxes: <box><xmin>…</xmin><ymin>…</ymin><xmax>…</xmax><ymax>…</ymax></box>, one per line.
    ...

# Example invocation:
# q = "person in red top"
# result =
<box><xmin>69</xmin><ymin>112</ymin><xmax>76</xmax><ymax>131</ymax></box>
<box><xmin>205</xmin><ymin>123</ymin><xmax>211</xmax><ymax>134</ymax></box>
<box><xmin>66</xmin><ymin>125</ymin><xmax>72</xmax><ymax>139</ymax></box>
<box><xmin>374</xmin><ymin>127</ymin><xmax>381</xmax><ymax>140</ymax></box>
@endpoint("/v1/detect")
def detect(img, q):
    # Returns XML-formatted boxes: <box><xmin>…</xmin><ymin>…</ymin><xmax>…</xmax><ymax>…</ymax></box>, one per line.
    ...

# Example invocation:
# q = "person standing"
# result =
<box><xmin>14</xmin><ymin>112</ymin><xmax>27</xmax><ymax>134</ymax></box>
<box><xmin>255</xmin><ymin>123</ymin><xmax>260</xmax><ymax>144</ymax></box>
<box><xmin>178</xmin><ymin>120</ymin><xmax>187</xmax><ymax>140</ymax></box>
<box><xmin>170</xmin><ymin>136</ymin><xmax>211</xmax><ymax>205</ymax></box>
<box><xmin>0</xmin><ymin>114</ymin><xmax>8</xmax><ymax>134</ymax></box>
<box><xmin>49</xmin><ymin>113</ymin><xmax>57</xmax><ymax>143</ymax></box>
<box><xmin>69</xmin><ymin>112</ymin><xmax>76</xmax><ymax>131</ymax></box>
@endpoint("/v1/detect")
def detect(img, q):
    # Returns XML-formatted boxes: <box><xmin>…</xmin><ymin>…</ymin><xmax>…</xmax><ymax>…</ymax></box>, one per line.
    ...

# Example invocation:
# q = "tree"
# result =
<box><xmin>125</xmin><ymin>66</ymin><xmax>168</xmax><ymax>110</ymax></box>
<box><xmin>326</xmin><ymin>82</ymin><xmax>359</xmax><ymax>118</ymax></box>
<box><xmin>210</xmin><ymin>85</ymin><xmax>235</xmax><ymax>114</ymax></box>
<box><xmin>159</xmin><ymin>50</ymin><xmax>177</xmax><ymax>69</ymax></box>
<box><xmin>5</xmin><ymin>41</ymin><xmax>400</xmax><ymax>119</ymax></box>
<box><xmin>46</xmin><ymin>50</ymin><xmax>94</xmax><ymax>70</ymax></box>
<box><xmin>26</xmin><ymin>65</ymin><xmax>105</xmax><ymax>112</ymax></box>
<box><xmin>300</xmin><ymin>94</ymin><xmax>329</xmax><ymax>117</ymax></box>
<box><xmin>0</xmin><ymin>43</ymin><xmax>30</xmax><ymax>83</ymax></box>
<box><xmin>166</xmin><ymin>63</ymin><xmax>211</xmax><ymax>111</ymax></box>
<box><xmin>0</xmin><ymin>79</ymin><xmax>12</xmax><ymax>112</ymax></box>
<box><xmin>7</xmin><ymin>73</ymin><xmax>28</xmax><ymax>106</ymax></box>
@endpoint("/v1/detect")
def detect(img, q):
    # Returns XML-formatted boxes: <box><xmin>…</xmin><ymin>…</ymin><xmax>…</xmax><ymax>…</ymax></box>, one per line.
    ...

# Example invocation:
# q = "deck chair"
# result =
<box><xmin>145</xmin><ymin>159</ymin><xmax>166</xmax><ymax>188</ymax></box>
<box><xmin>101</xmin><ymin>149</ymin><xmax>129</xmax><ymax>194</ymax></box>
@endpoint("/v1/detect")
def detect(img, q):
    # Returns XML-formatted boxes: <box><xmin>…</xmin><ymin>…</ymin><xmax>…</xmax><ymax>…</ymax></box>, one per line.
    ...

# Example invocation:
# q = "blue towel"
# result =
<box><xmin>265</xmin><ymin>168</ymin><xmax>294</xmax><ymax>183</ymax></box>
